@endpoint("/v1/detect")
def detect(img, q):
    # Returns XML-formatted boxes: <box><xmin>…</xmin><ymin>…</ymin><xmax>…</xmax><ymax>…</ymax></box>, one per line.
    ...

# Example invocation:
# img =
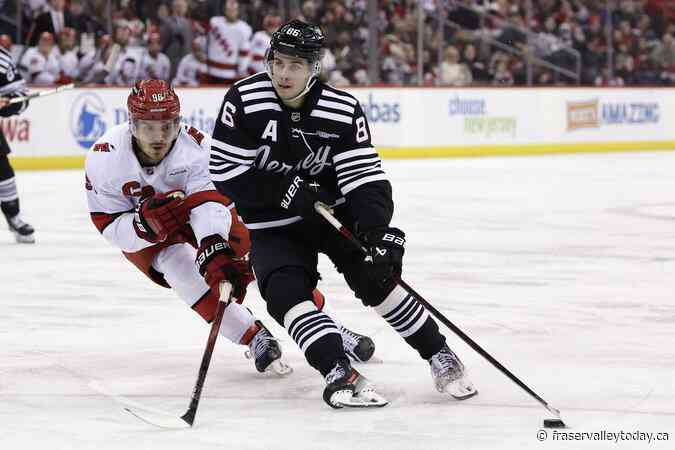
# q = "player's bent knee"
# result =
<box><xmin>344</xmin><ymin>269</ymin><xmax>393</xmax><ymax>307</ymax></box>
<box><xmin>262</xmin><ymin>266</ymin><xmax>315</xmax><ymax>324</ymax></box>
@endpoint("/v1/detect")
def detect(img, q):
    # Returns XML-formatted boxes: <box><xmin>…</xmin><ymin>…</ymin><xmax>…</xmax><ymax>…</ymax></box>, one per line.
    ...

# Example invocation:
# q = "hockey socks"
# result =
<box><xmin>374</xmin><ymin>285</ymin><xmax>445</xmax><ymax>360</ymax></box>
<box><xmin>283</xmin><ymin>300</ymin><xmax>343</xmax><ymax>375</ymax></box>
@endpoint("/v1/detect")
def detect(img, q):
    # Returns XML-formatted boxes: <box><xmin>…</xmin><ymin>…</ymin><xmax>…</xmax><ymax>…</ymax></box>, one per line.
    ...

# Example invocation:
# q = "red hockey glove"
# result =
<box><xmin>133</xmin><ymin>190</ymin><xmax>188</xmax><ymax>243</ymax></box>
<box><xmin>196</xmin><ymin>235</ymin><xmax>255</xmax><ymax>303</ymax></box>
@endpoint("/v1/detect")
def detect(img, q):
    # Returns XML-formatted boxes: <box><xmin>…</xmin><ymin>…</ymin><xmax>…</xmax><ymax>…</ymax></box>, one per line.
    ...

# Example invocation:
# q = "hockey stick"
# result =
<box><xmin>122</xmin><ymin>281</ymin><xmax>233</xmax><ymax>428</ymax></box>
<box><xmin>313</xmin><ymin>202</ymin><xmax>566</xmax><ymax>423</ymax></box>
<box><xmin>7</xmin><ymin>44</ymin><xmax>121</xmax><ymax>105</ymax></box>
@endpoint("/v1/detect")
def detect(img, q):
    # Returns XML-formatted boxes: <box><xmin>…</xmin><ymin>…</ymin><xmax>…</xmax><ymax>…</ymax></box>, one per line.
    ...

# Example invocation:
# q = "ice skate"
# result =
<box><xmin>5</xmin><ymin>214</ymin><xmax>35</xmax><ymax>244</ymax></box>
<box><xmin>322</xmin><ymin>358</ymin><xmax>388</xmax><ymax>409</ymax></box>
<box><xmin>340</xmin><ymin>326</ymin><xmax>375</xmax><ymax>363</ymax></box>
<box><xmin>429</xmin><ymin>344</ymin><xmax>478</xmax><ymax>400</ymax></box>
<box><xmin>245</xmin><ymin>321</ymin><xmax>293</xmax><ymax>376</ymax></box>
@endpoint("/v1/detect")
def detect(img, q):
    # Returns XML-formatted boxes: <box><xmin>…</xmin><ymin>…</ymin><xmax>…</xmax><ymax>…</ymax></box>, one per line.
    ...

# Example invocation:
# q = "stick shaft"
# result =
<box><xmin>180</xmin><ymin>282</ymin><xmax>232</xmax><ymax>426</ymax></box>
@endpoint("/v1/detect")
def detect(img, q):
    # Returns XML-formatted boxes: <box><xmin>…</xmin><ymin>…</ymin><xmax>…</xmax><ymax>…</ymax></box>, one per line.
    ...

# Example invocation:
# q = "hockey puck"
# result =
<box><xmin>543</xmin><ymin>419</ymin><xmax>566</xmax><ymax>428</ymax></box>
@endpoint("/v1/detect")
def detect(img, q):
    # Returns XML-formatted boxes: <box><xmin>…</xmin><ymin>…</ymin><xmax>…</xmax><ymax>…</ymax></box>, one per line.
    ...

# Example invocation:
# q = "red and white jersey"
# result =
<box><xmin>174</xmin><ymin>53</ymin><xmax>207</xmax><ymax>86</ymax></box>
<box><xmin>55</xmin><ymin>48</ymin><xmax>79</xmax><ymax>80</ymax></box>
<box><xmin>248</xmin><ymin>30</ymin><xmax>270</xmax><ymax>74</ymax></box>
<box><xmin>139</xmin><ymin>52</ymin><xmax>171</xmax><ymax>81</ymax></box>
<box><xmin>19</xmin><ymin>47</ymin><xmax>60</xmax><ymax>85</ymax></box>
<box><xmin>85</xmin><ymin>122</ymin><xmax>232</xmax><ymax>253</ymax></box>
<box><xmin>206</xmin><ymin>17</ymin><xmax>252</xmax><ymax>80</ymax></box>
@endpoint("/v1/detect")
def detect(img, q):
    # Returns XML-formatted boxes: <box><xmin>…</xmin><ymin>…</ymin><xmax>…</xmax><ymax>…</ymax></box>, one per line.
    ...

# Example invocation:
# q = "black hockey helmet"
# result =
<box><xmin>268</xmin><ymin>19</ymin><xmax>325</xmax><ymax>68</ymax></box>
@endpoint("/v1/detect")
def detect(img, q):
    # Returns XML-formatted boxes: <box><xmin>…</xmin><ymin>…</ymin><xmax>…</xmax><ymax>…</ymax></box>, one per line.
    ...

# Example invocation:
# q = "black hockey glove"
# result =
<box><xmin>279</xmin><ymin>171</ymin><xmax>334</xmax><ymax>220</ymax></box>
<box><xmin>361</xmin><ymin>227</ymin><xmax>406</xmax><ymax>290</ymax></box>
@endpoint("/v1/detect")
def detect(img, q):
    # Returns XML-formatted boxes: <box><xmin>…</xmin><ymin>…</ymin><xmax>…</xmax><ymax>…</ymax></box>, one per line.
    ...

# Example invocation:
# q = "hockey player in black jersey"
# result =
<box><xmin>0</xmin><ymin>45</ymin><xmax>35</xmax><ymax>243</ymax></box>
<box><xmin>209</xmin><ymin>19</ymin><xmax>477</xmax><ymax>408</ymax></box>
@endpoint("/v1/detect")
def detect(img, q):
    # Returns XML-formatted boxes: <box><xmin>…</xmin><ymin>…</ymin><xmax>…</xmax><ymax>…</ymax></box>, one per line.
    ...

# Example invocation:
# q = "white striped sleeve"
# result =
<box><xmin>332</xmin><ymin>146</ymin><xmax>387</xmax><ymax>195</ymax></box>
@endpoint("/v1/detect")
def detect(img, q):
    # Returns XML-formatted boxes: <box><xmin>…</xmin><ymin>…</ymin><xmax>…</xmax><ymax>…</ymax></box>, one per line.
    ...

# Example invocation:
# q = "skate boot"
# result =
<box><xmin>429</xmin><ymin>343</ymin><xmax>477</xmax><ymax>400</ymax></box>
<box><xmin>340</xmin><ymin>326</ymin><xmax>375</xmax><ymax>363</ymax></box>
<box><xmin>322</xmin><ymin>358</ymin><xmax>388</xmax><ymax>409</ymax></box>
<box><xmin>245</xmin><ymin>321</ymin><xmax>293</xmax><ymax>376</ymax></box>
<box><xmin>5</xmin><ymin>214</ymin><xmax>35</xmax><ymax>244</ymax></box>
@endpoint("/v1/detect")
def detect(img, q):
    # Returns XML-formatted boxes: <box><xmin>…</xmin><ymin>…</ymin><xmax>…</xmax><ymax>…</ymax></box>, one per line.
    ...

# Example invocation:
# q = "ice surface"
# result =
<box><xmin>1</xmin><ymin>153</ymin><xmax>674</xmax><ymax>449</ymax></box>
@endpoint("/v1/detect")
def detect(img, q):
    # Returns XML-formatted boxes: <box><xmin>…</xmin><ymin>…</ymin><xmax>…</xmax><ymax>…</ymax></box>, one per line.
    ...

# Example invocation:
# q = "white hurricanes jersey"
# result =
<box><xmin>206</xmin><ymin>17</ymin><xmax>252</xmax><ymax>79</ymax></box>
<box><xmin>85</xmin><ymin>122</ymin><xmax>232</xmax><ymax>253</ymax></box>
<box><xmin>19</xmin><ymin>47</ymin><xmax>60</xmax><ymax>85</ymax></box>
<box><xmin>139</xmin><ymin>52</ymin><xmax>171</xmax><ymax>81</ymax></box>
<box><xmin>248</xmin><ymin>30</ymin><xmax>270</xmax><ymax>74</ymax></box>
<box><xmin>55</xmin><ymin>48</ymin><xmax>80</xmax><ymax>80</ymax></box>
<box><xmin>174</xmin><ymin>53</ymin><xmax>207</xmax><ymax>86</ymax></box>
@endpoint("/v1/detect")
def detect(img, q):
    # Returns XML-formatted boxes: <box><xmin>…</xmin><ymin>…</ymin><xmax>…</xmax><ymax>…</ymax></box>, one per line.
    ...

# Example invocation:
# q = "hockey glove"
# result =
<box><xmin>133</xmin><ymin>190</ymin><xmax>188</xmax><ymax>243</ymax></box>
<box><xmin>279</xmin><ymin>171</ymin><xmax>334</xmax><ymax>220</ymax></box>
<box><xmin>361</xmin><ymin>227</ymin><xmax>406</xmax><ymax>289</ymax></box>
<box><xmin>196</xmin><ymin>235</ymin><xmax>255</xmax><ymax>303</ymax></box>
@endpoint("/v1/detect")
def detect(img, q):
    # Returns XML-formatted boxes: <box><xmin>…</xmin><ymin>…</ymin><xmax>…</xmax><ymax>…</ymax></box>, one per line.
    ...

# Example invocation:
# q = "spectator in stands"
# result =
<box><xmin>0</xmin><ymin>34</ymin><xmax>12</xmax><ymax>51</ymax></box>
<box><xmin>159</xmin><ymin>0</ymin><xmax>193</xmax><ymax>78</ymax></box>
<box><xmin>79</xmin><ymin>34</ymin><xmax>115</xmax><ymax>84</ymax></box>
<box><xmin>174</xmin><ymin>37</ymin><xmax>208</xmax><ymax>86</ymax></box>
<box><xmin>331</xmin><ymin>30</ymin><xmax>366</xmax><ymax>83</ymax></box>
<box><xmin>106</xmin><ymin>21</ymin><xmax>143</xmax><ymax>86</ymax></box>
<box><xmin>492</xmin><ymin>58</ymin><xmax>514</xmax><ymax>85</ymax></box>
<box><xmin>20</xmin><ymin>32</ymin><xmax>60</xmax><ymax>85</ymax></box>
<box><xmin>249</xmin><ymin>14</ymin><xmax>282</xmax><ymax>75</ymax></box>
<box><xmin>463</xmin><ymin>43</ymin><xmax>489</xmax><ymax>83</ymax></box>
<box><xmin>205</xmin><ymin>0</ymin><xmax>252</xmax><ymax>84</ymax></box>
<box><xmin>380</xmin><ymin>34</ymin><xmax>414</xmax><ymax>84</ymax></box>
<box><xmin>29</xmin><ymin>0</ymin><xmax>74</xmax><ymax>46</ymax></box>
<box><xmin>68</xmin><ymin>0</ymin><xmax>105</xmax><ymax>37</ymax></box>
<box><xmin>651</xmin><ymin>32</ymin><xmax>675</xmax><ymax>67</ymax></box>
<box><xmin>140</xmin><ymin>32</ymin><xmax>171</xmax><ymax>81</ymax></box>
<box><xmin>439</xmin><ymin>45</ymin><xmax>472</xmax><ymax>86</ymax></box>
<box><xmin>55</xmin><ymin>27</ymin><xmax>79</xmax><ymax>83</ymax></box>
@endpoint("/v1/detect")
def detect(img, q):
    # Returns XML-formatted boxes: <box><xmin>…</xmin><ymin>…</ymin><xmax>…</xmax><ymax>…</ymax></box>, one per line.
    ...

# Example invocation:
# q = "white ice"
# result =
<box><xmin>1</xmin><ymin>152</ymin><xmax>674</xmax><ymax>450</ymax></box>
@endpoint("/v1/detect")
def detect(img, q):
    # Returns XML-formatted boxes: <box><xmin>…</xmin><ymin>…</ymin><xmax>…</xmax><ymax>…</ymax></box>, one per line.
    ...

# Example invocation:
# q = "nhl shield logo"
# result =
<box><xmin>291</xmin><ymin>112</ymin><xmax>301</xmax><ymax>122</ymax></box>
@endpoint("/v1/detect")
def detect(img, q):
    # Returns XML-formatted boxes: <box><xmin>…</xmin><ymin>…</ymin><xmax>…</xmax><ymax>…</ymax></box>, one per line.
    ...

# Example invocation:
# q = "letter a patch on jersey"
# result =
<box><xmin>261</xmin><ymin>120</ymin><xmax>278</xmax><ymax>142</ymax></box>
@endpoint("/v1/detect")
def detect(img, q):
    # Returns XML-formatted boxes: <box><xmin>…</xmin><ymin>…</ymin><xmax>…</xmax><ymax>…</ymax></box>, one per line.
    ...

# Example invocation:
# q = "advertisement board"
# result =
<box><xmin>5</xmin><ymin>86</ymin><xmax>675</xmax><ymax>169</ymax></box>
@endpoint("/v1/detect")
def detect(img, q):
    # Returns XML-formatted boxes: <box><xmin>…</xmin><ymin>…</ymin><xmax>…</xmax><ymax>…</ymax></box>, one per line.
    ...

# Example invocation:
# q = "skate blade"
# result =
<box><xmin>442</xmin><ymin>376</ymin><xmax>478</xmax><ymax>400</ymax></box>
<box><xmin>353</xmin><ymin>375</ymin><xmax>389</xmax><ymax>406</ymax></box>
<box><xmin>335</xmin><ymin>395</ymin><xmax>388</xmax><ymax>408</ymax></box>
<box><xmin>266</xmin><ymin>359</ymin><xmax>293</xmax><ymax>376</ymax></box>
<box><xmin>13</xmin><ymin>233</ymin><xmax>35</xmax><ymax>244</ymax></box>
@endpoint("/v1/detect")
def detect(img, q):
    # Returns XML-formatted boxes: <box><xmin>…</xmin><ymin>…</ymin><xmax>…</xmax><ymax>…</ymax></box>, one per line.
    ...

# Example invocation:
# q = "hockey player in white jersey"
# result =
<box><xmin>206</xmin><ymin>0</ymin><xmax>251</xmax><ymax>84</ymax></box>
<box><xmin>85</xmin><ymin>79</ymin><xmax>291</xmax><ymax>375</ymax></box>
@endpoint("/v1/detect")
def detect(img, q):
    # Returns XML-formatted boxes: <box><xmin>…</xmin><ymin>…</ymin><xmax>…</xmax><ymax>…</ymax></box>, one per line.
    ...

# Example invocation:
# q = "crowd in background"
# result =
<box><xmin>0</xmin><ymin>0</ymin><xmax>674</xmax><ymax>86</ymax></box>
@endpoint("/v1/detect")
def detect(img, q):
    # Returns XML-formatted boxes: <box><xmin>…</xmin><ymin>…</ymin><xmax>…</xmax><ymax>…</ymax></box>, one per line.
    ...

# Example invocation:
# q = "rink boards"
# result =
<box><xmin>5</xmin><ymin>86</ymin><xmax>675</xmax><ymax>170</ymax></box>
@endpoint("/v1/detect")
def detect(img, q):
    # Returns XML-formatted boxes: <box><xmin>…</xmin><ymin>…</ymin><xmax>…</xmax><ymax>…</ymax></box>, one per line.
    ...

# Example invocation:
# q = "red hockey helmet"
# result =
<box><xmin>127</xmin><ymin>79</ymin><xmax>180</xmax><ymax>121</ymax></box>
